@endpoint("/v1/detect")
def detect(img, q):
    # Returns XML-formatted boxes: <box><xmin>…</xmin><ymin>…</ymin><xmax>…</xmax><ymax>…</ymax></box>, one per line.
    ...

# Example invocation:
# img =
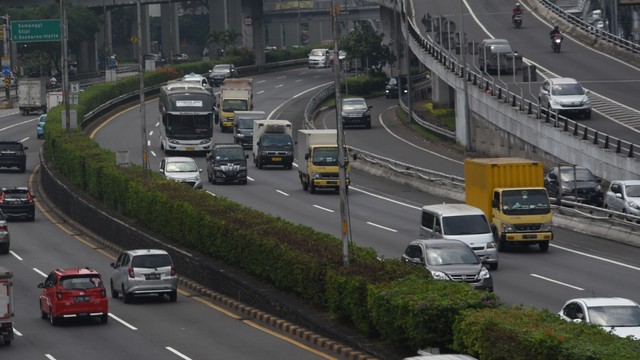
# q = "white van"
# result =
<box><xmin>420</xmin><ymin>204</ymin><xmax>498</xmax><ymax>270</ymax></box>
<box><xmin>308</xmin><ymin>48</ymin><xmax>330</xmax><ymax>68</ymax></box>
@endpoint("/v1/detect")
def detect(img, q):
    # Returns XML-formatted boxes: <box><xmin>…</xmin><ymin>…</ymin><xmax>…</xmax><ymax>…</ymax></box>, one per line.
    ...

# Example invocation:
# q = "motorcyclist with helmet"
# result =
<box><xmin>549</xmin><ymin>25</ymin><xmax>563</xmax><ymax>40</ymax></box>
<box><xmin>512</xmin><ymin>3</ymin><xmax>524</xmax><ymax>19</ymax></box>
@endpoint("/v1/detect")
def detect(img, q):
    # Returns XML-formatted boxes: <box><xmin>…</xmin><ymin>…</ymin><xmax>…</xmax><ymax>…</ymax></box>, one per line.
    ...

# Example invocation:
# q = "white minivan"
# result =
<box><xmin>420</xmin><ymin>204</ymin><xmax>498</xmax><ymax>270</ymax></box>
<box><xmin>308</xmin><ymin>48</ymin><xmax>330</xmax><ymax>68</ymax></box>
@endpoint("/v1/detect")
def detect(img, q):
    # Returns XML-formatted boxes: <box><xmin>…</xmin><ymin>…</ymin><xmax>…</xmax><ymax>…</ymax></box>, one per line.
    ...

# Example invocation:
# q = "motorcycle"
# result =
<box><xmin>551</xmin><ymin>34</ymin><xmax>563</xmax><ymax>53</ymax></box>
<box><xmin>512</xmin><ymin>14</ymin><xmax>523</xmax><ymax>29</ymax></box>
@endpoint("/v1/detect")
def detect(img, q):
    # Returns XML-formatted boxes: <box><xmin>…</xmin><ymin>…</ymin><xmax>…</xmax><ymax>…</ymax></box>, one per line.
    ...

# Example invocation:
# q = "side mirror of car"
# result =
<box><xmin>110</xmin><ymin>262</ymin><xmax>116</xmax><ymax>268</ymax></box>
<box><xmin>368</xmin><ymin>105</ymin><xmax>373</xmax><ymax>109</ymax></box>
<box><xmin>245</xmin><ymin>154</ymin><xmax>249</xmax><ymax>159</ymax></box>
<box><xmin>548</xmin><ymin>173</ymin><xmax>557</xmax><ymax>180</ymax></box>
<box><xmin>491</xmin><ymin>199</ymin><xmax>498</xmax><ymax>208</ymax></box>
<box><xmin>304</xmin><ymin>153</ymin><xmax>310</xmax><ymax>160</ymax></box>
<box><xmin>615</xmin><ymin>193</ymin><xmax>623</xmax><ymax>199</ymax></box>
<box><xmin>37</xmin><ymin>283</ymin><xmax>44</xmax><ymax>288</ymax></box>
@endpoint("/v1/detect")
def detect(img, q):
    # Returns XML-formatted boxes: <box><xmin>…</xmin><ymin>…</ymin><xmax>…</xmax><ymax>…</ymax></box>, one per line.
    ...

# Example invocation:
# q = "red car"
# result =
<box><xmin>38</xmin><ymin>267</ymin><xmax>109</xmax><ymax>326</ymax></box>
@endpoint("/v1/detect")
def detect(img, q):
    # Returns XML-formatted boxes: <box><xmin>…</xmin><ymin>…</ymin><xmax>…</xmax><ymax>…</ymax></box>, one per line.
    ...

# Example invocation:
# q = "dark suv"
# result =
<box><xmin>0</xmin><ymin>187</ymin><xmax>36</xmax><ymax>221</ymax></box>
<box><xmin>544</xmin><ymin>166</ymin><xmax>603</xmax><ymax>206</ymax></box>
<box><xmin>0</xmin><ymin>141</ymin><xmax>28</xmax><ymax>172</ymax></box>
<box><xmin>206</xmin><ymin>143</ymin><xmax>248</xmax><ymax>184</ymax></box>
<box><xmin>341</xmin><ymin>97</ymin><xmax>372</xmax><ymax>129</ymax></box>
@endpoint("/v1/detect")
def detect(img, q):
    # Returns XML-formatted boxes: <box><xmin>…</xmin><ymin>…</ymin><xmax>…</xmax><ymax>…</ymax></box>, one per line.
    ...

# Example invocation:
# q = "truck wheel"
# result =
<box><xmin>257</xmin><ymin>159</ymin><xmax>263</xmax><ymax>169</ymax></box>
<box><xmin>496</xmin><ymin>233</ymin><xmax>507</xmax><ymax>252</ymax></box>
<box><xmin>302</xmin><ymin>179</ymin><xmax>308</xmax><ymax>191</ymax></box>
<box><xmin>3</xmin><ymin>336</ymin><xmax>10</xmax><ymax>345</ymax></box>
<box><xmin>539</xmin><ymin>241</ymin><xmax>549</xmax><ymax>252</ymax></box>
<box><xmin>310</xmin><ymin>182</ymin><xmax>316</xmax><ymax>194</ymax></box>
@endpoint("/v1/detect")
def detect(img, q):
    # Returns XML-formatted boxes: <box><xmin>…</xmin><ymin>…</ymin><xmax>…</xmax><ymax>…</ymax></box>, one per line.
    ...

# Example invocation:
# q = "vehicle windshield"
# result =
<box><xmin>587</xmin><ymin>305</ymin><xmax>640</xmax><ymax>327</ymax></box>
<box><xmin>236</xmin><ymin>118</ymin><xmax>255</xmax><ymax>129</ymax></box>
<box><xmin>342</xmin><ymin>100</ymin><xmax>368</xmax><ymax>111</ymax></box>
<box><xmin>3</xmin><ymin>191</ymin><xmax>29</xmax><ymax>200</ymax></box>
<box><xmin>261</xmin><ymin>134</ymin><xmax>292</xmax><ymax>147</ymax></box>
<box><xmin>559</xmin><ymin>168</ymin><xmax>596</xmax><ymax>182</ymax></box>
<box><xmin>442</xmin><ymin>215</ymin><xmax>491</xmax><ymax>235</ymax></box>
<box><xmin>215</xmin><ymin>148</ymin><xmax>246</xmax><ymax>161</ymax></box>
<box><xmin>132</xmin><ymin>254</ymin><xmax>173</xmax><ymax>268</ymax></box>
<box><xmin>60</xmin><ymin>275</ymin><xmax>104</xmax><ymax>289</ymax></box>
<box><xmin>166</xmin><ymin>161</ymin><xmax>198</xmax><ymax>173</ymax></box>
<box><xmin>212</xmin><ymin>65</ymin><xmax>231</xmax><ymax>73</ymax></box>
<box><xmin>552</xmin><ymin>83</ymin><xmax>585</xmax><ymax>96</ymax></box>
<box><xmin>502</xmin><ymin>189</ymin><xmax>551</xmax><ymax>215</ymax></box>
<box><xmin>310</xmin><ymin>49</ymin><xmax>326</xmax><ymax>56</ymax></box>
<box><xmin>222</xmin><ymin>99</ymin><xmax>248</xmax><ymax>112</ymax></box>
<box><xmin>426</xmin><ymin>246</ymin><xmax>479</xmax><ymax>266</ymax></box>
<box><xmin>312</xmin><ymin>147</ymin><xmax>339</xmax><ymax>166</ymax></box>
<box><xmin>490</xmin><ymin>44</ymin><xmax>513</xmax><ymax>53</ymax></box>
<box><xmin>387</xmin><ymin>78</ymin><xmax>397</xmax><ymax>86</ymax></box>
<box><xmin>166</xmin><ymin>114</ymin><xmax>212</xmax><ymax>136</ymax></box>
<box><xmin>625</xmin><ymin>185</ymin><xmax>640</xmax><ymax>197</ymax></box>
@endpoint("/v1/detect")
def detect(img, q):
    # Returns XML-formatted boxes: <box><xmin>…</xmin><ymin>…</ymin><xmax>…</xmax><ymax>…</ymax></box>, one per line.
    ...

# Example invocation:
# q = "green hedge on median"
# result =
<box><xmin>41</xmin><ymin>61</ymin><xmax>637</xmax><ymax>358</ymax></box>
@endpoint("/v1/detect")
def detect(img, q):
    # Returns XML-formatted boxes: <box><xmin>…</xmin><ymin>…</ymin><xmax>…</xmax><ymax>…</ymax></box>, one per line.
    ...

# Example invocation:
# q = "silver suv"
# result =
<box><xmin>539</xmin><ymin>77</ymin><xmax>592</xmax><ymax>119</ymax></box>
<box><xmin>110</xmin><ymin>249</ymin><xmax>178</xmax><ymax>303</ymax></box>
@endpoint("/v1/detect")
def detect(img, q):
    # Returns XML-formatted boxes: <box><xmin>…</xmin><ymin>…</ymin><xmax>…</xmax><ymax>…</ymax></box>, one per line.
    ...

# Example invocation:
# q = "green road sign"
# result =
<box><xmin>11</xmin><ymin>20</ymin><xmax>61</xmax><ymax>43</ymax></box>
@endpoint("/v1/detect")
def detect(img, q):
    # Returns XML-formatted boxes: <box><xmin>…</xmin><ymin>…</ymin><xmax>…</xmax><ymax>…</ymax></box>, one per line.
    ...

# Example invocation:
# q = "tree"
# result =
<box><xmin>207</xmin><ymin>28</ymin><xmax>242</xmax><ymax>53</ymax></box>
<box><xmin>339</xmin><ymin>21</ymin><xmax>393</xmax><ymax>73</ymax></box>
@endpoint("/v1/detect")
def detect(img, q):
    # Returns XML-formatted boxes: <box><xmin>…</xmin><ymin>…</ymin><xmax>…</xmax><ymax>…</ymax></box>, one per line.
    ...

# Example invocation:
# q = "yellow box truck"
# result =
<box><xmin>464</xmin><ymin>157</ymin><xmax>553</xmax><ymax>252</ymax></box>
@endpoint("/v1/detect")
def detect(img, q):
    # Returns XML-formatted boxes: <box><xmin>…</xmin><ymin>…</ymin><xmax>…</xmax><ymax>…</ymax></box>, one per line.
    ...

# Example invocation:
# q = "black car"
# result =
<box><xmin>207</xmin><ymin>64</ymin><xmax>236</xmax><ymax>87</ymax></box>
<box><xmin>341</xmin><ymin>97</ymin><xmax>372</xmax><ymax>129</ymax></box>
<box><xmin>206</xmin><ymin>143</ymin><xmax>248</xmax><ymax>185</ymax></box>
<box><xmin>385</xmin><ymin>76</ymin><xmax>407</xmax><ymax>99</ymax></box>
<box><xmin>0</xmin><ymin>141</ymin><xmax>28</xmax><ymax>173</ymax></box>
<box><xmin>544</xmin><ymin>166</ymin><xmax>604</xmax><ymax>206</ymax></box>
<box><xmin>0</xmin><ymin>187</ymin><xmax>35</xmax><ymax>221</ymax></box>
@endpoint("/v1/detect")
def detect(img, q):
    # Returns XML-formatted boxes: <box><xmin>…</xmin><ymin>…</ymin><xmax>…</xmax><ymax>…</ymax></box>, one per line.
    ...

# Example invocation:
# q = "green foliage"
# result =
<box><xmin>341</xmin><ymin>74</ymin><xmax>387</xmax><ymax>96</ymax></box>
<box><xmin>339</xmin><ymin>21</ymin><xmax>393</xmax><ymax>73</ymax></box>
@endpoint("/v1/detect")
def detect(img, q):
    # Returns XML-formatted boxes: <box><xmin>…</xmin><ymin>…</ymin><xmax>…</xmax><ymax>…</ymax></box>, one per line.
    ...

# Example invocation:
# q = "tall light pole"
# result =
<box><xmin>60</xmin><ymin>0</ymin><xmax>70</xmax><ymax>134</ymax></box>
<box><xmin>137</xmin><ymin>0</ymin><xmax>149</xmax><ymax>176</ymax></box>
<box><xmin>331</xmin><ymin>0</ymin><xmax>352</xmax><ymax>266</ymax></box>
<box><xmin>459</xmin><ymin>0</ymin><xmax>471</xmax><ymax>151</ymax></box>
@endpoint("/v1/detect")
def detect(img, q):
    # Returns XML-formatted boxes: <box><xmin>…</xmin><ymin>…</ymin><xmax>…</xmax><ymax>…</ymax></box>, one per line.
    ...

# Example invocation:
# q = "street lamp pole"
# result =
<box><xmin>137</xmin><ymin>0</ymin><xmax>149</xmax><ymax>176</ymax></box>
<box><xmin>459</xmin><ymin>0</ymin><xmax>472</xmax><ymax>151</ymax></box>
<box><xmin>60</xmin><ymin>0</ymin><xmax>70</xmax><ymax>134</ymax></box>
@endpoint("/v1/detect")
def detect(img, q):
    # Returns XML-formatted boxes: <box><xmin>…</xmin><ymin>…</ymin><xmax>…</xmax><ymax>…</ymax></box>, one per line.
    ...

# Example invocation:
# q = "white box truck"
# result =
<box><xmin>252</xmin><ymin>119</ymin><xmax>294</xmax><ymax>169</ymax></box>
<box><xmin>219</xmin><ymin>78</ymin><xmax>253</xmax><ymax>133</ymax></box>
<box><xmin>18</xmin><ymin>78</ymin><xmax>47</xmax><ymax>115</ymax></box>
<box><xmin>0</xmin><ymin>267</ymin><xmax>14</xmax><ymax>345</ymax></box>
<box><xmin>297</xmin><ymin>129</ymin><xmax>350</xmax><ymax>193</ymax></box>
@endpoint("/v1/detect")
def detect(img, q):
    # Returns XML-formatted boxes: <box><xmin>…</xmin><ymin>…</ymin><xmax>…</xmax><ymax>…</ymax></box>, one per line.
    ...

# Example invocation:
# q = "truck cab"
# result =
<box><xmin>297</xmin><ymin>129</ymin><xmax>350</xmax><ymax>193</ymax></box>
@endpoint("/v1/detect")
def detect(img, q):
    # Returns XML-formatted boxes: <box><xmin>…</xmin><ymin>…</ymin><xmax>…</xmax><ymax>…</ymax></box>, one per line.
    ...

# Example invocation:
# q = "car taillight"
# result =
<box><xmin>0</xmin><ymin>225</ymin><xmax>7</xmax><ymax>231</ymax></box>
<box><xmin>0</xmin><ymin>194</ymin><xmax>4</xmax><ymax>203</ymax></box>
<box><xmin>100</xmin><ymin>289</ymin><xmax>106</xmax><ymax>298</ymax></box>
<box><xmin>56</xmin><ymin>291</ymin><xmax>62</xmax><ymax>300</ymax></box>
<box><xmin>27</xmin><ymin>193</ymin><xmax>33</xmax><ymax>203</ymax></box>
<box><xmin>128</xmin><ymin>267</ymin><xmax>135</xmax><ymax>278</ymax></box>
<box><xmin>170</xmin><ymin>264</ymin><xmax>176</xmax><ymax>277</ymax></box>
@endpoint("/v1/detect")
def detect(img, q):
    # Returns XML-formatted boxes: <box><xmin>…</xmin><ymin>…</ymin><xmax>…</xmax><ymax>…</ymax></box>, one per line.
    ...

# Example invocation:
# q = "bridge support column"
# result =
<box><xmin>131</xmin><ymin>5</ymin><xmax>151</xmax><ymax>58</ymax></box>
<box><xmin>161</xmin><ymin>2</ymin><xmax>180</xmax><ymax>60</ymax></box>
<box><xmin>431</xmin><ymin>74</ymin><xmax>453</xmax><ymax>108</ymax></box>
<box><xmin>97</xmin><ymin>8</ymin><xmax>113</xmax><ymax>59</ymax></box>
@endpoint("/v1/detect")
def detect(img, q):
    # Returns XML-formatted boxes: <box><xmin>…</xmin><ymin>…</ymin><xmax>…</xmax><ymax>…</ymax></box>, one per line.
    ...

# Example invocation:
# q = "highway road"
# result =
<box><xmin>411</xmin><ymin>0</ymin><xmax>640</xmax><ymax>145</ymax></box>
<box><xmin>88</xmin><ymin>66</ymin><xmax>640</xmax><ymax>315</ymax></box>
<box><xmin>0</xmin><ymin>100</ymin><xmax>343</xmax><ymax>357</ymax></box>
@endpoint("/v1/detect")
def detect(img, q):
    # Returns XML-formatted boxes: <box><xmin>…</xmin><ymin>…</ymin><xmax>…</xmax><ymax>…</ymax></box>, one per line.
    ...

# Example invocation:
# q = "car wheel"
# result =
<box><xmin>40</xmin><ymin>302</ymin><xmax>47</xmax><ymax>319</ymax></box>
<box><xmin>100</xmin><ymin>313</ymin><xmax>109</xmax><ymax>323</ymax></box>
<box><xmin>0</xmin><ymin>244</ymin><xmax>8</xmax><ymax>254</ymax></box>
<box><xmin>489</xmin><ymin>263</ymin><xmax>498</xmax><ymax>270</ymax></box>
<box><xmin>20</xmin><ymin>164</ymin><xmax>26</xmax><ymax>173</ymax></box>
<box><xmin>584</xmin><ymin>111</ymin><xmax>591</xmax><ymax>120</ymax></box>
<box><xmin>29</xmin><ymin>212</ymin><xmax>35</xmax><ymax>221</ymax></box>
<box><xmin>539</xmin><ymin>241</ymin><xmax>549</xmax><ymax>252</ymax></box>
<box><xmin>49</xmin><ymin>307</ymin><xmax>58</xmax><ymax>326</ymax></box>
<box><xmin>207</xmin><ymin>169</ymin><xmax>213</xmax><ymax>183</ymax></box>
<box><xmin>110</xmin><ymin>280</ymin><xmax>118</xmax><ymax>299</ymax></box>
<box><xmin>169</xmin><ymin>290</ymin><xmax>177</xmax><ymax>302</ymax></box>
<box><xmin>241</xmin><ymin>180</ymin><xmax>247</xmax><ymax>185</ymax></box>
<box><xmin>366</xmin><ymin>122</ymin><xmax>371</xmax><ymax>129</ymax></box>
<box><xmin>122</xmin><ymin>285</ymin><xmax>132</xmax><ymax>304</ymax></box>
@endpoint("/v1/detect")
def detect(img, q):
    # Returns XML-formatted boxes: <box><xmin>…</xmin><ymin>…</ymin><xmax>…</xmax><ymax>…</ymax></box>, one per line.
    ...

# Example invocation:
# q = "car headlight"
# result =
<box><xmin>260</xmin><ymin>151</ymin><xmax>268</xmax><ymax>156</ymax></box>
<box><xmin>199</xmin><ymin>139</ymin><xmax>210</xmax><ymax>145</ymax></box>
<box><xmin>501</xmin><ymin>222</ymin><xmax>515</xmax><ymax>232</ymax></box>
<box><xmin>629</xmin><ymin>201</ymin><xmax>639</xmax><ymax>209</ymax></box>
<box><xmin>478</xmin><ymin>267</ymin><xmax>491</xmax><ymax>279</ymax></box>
<box><xmin>541</xmin><ymin>221</ymin><xmax>553</xmax><ymax>231</ymax></box>
<box><xmin>486</xmin><ymin>241</ymin><xmax>497</xmax><ymax>249</ymax></box>
<box><xmin>596</xmin><ymin>185</ymin><xmax>602</xmax><ymax>192</ymax></box>
<box><xmin>363</xmin><ymin>110</ymin><xmax>370</xmax><ymax>117</ymax></box>
<box><xmin>430</xmin><ymin>271</ymin><xmax>448</xmax><ymax>281</ymax></box>
<box><xmin>341</xmin><ymin>112</ymin><xmax>347</xmax><ymax>118</ymax></box>
<box><xmin>312</xmin><ymin>173</ymin><xmax>322</xmax><ymax>179</ymax></box>
<box><xmin>168</xmin><ymin>139</ymin><xmax>179</xmax><ymax>144</ymax></box>
<box><xmin>561</xmin><ymin>185</ymin><xmax>573</xmax><ymax>193</ymax></box>
<box><xmin>236</xmin><ymin>133</ymin><xmax>244</xmax><ymax>138</ymax></box>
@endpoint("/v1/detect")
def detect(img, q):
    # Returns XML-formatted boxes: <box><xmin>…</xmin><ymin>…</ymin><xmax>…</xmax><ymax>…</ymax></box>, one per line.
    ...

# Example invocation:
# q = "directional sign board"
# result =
<box><xmin>11</xmin><ymin>20</ymin><xmax>61</xmax><ymax>43</ymax></box>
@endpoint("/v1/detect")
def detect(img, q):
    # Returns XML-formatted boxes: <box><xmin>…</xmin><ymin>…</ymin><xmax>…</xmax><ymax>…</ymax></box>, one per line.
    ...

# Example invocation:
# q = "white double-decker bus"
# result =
<box><xmin>158</xmin><ymin>82</ymin><xmax>215</xmax><ymax>154</ymax></box>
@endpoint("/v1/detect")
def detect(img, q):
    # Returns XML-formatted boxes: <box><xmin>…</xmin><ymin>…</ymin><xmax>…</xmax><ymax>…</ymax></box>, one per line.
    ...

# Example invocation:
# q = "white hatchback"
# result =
<box><xmin>604</xmin><ymin>180</ymin><xmax>640</xmax><ymax>220</ymax></box>
<box><xmin>539</xmin><ymin>77</ymin><xmax>592</xmax><ymax>119</ymax></box>
<box><xmin>559</xmin><ymin>297</ymin><xmax>640</xmax><ymax>339</ymax></box>
<box><xmin>159</xmin><ymin>156</ymin><xmax>203</xmax><ymax>189</ymax></box>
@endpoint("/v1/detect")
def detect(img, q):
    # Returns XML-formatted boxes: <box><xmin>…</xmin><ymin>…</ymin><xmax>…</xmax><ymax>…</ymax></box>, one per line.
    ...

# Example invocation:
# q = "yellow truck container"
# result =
<box><xmin>464</xmin><ymin>157</ymin><xmax>553</xmax><ymax>252</ymax></box>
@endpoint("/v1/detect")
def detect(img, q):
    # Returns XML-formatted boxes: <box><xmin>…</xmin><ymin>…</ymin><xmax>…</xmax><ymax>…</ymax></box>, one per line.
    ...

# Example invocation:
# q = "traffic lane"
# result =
<box><xmin>317</xmin><ymin>97</ymin><xmax>466</xmax><ymax>178</ymax></box>
<box><xmin>8</xmin><ymin>191</ymin><xmax>338</xmax><ymax>360</ymax></box>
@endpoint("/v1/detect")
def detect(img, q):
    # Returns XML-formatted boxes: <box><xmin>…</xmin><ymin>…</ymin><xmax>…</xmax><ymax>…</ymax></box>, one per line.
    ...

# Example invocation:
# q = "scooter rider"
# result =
<box><xmin>549</xmin><ymin>25</ymin><xmax>563</xmax><ymax>39</ymax></box>
<box><xmin>512</xmin><ymin>3</ymin><xmax>524</xmax><ymax>19</ymax></box>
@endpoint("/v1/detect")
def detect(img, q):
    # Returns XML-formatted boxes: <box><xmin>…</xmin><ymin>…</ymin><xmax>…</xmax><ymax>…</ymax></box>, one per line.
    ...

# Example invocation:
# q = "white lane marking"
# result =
<box><xmin>33</xmin><ymin>268</ymin><xmax>47</xmax><ymax>277</ymax></box>
<box><xmin>166</xmin><ymin>347</ymin><xmax>192</xmax><ymax>360</ymax></box>
<box><xmin>531</xmin><ymin>274</ymin><xmax>584</xmax><ymax>291</ymax></box>
<box><xmin>276</xmin><ymin>190</ymin><xmax>290</xmax><ymax>196</ymax></box>
<box><xmin>148</xmin><ymin>130</ymin><xmax>153</xmax><ymax>136</ymax></box>
<box><xmin>350</xmin><ymin>185</ymin><xmax>422</xmax><ymax>210</ymax></box>
<box><xmin>155</xmin><ymin>122</ymin><xmax>160</xmax><ymax>127</ymax></box>
<box><xmin>109</xmin><ymin>313</ymin><xmax>138</xmax><ymax>330</ymax></box>
<box><xmin>0</xmin><ymin>110</ymin><xmax>20</xmax><ymax>118</ymax></box>
<box><xmin>147</xmin><ymin>140</ymin><xmax>151</xmax><ymax>147</ymax></box>
<box><xmin>313</xmin><ymin>205</ymin><xmax>335</xmax><ymax>213</ymax></box>
<box><xmin>551</xmin><ymin>244</ymin><xmax>640</xmax><ymax>271</ymax></box>
<box><xmin>205</xmin><ymin>191</ymin><xmax>217</xmax><ymax>197</ymax></box>
<box><xmin>295</xmin><ymin>79</ymin><xmax>303</xmax><ymax>82</ymax></box>
<box><xmin>275</xmin><ymin>84</ymin><xmax>284</xmax><ymax>88</ymax></box>
<box><xmin>0</xmin><ymin>118</ymin><xmax>34</xmax><ymax>132</ymax></box>
<box><xmin>13</xmin><ymin>328</ymin><xmax>22</xmax><ymax>336</ymax></box>
<box><xmin>257</xmin><ymin>90</ymin><xmax>265</xmax><ymax>95</ymax></box>
<box><xmin>378</xmin><ymin>107</ymin><xmax>463</xmax><ymax>165</ymax></box>
<box><xmin>277</xmin><ymin>76</ymin><xmax>286</xmax><ymax>79</ymax></box>
<box><xmin>268</xmin><ymin>82</ymin><xmax>333</xmax><ymax>119</ymax></box>
<box><xmin>45</xmin><ymin>354</ymin><xmax>57</xmax><ymax>360</ymax></box>
<box><xmin>366</xmin><ymin>222</ymin><xmax>398</xmax><ymax>232</ymax></box>
<box><xmin>10</xmin><ymin>250</ymin><xmax>23</xmax><ymax>260</ymax></box>
<box><xmin>150</xmin><ymin>150</ymin><xmax>157</xmax><ymax>157</ymax></box>
<box><xmin>247</xmin><ymin>176</ymin><xmax>255</xmax><ymax>182</ymax></box>
<box><xmin>256</xmin><ymin>80</ymin><xmax>266</xmax><ymax>84</ymax></box>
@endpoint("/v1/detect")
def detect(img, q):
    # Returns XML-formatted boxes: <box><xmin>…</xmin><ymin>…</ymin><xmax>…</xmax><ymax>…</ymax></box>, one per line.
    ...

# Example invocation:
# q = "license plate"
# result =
<box><xmin>74</xmin><ymin>296</ymin><xmax>90</xmax><ymax>303</ymax></box>
<box><xmin>523</xmin><ymin>234</ymin><xmax>537</xmax><ymax>239</ymax></box>
<box><xmin>271</xmin><ymin>157</ymin><xmax>282</xmax><ymax>162</ymax></box>
<box><xmin>145</xmin><ymin>273</ymin><xmax>161</xmax><ymax>280</ymax></box>
<box><xmin>185</xmin><ymin>147</ymin><xmax>195</xmax><ymax>151</ymax></box>
<box><xmin>328</xmin><ymin>181</ymin><xmax>338</xmax><ymax>185</ymax></box>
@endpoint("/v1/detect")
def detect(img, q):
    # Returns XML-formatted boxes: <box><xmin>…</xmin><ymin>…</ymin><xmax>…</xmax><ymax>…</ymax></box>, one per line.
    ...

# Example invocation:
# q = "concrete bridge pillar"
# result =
<box><xmin>379</xmin><ymin>5</ymin><xmax>403</xmax><ymax>77</ymax></box>
<box><xmin>161</xmin><ymin>2</ymin><xmax>180</xmax><ymax>60</ymax></box>
<box><xmin>130</xmin><ymin>5</ymin><xmax>151</xmax><ymax>58</ymax></box>
<box><xmin>431</xmin><ymin>74</ymin><xmax>453</xmax><ymax>108</ymax></box>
